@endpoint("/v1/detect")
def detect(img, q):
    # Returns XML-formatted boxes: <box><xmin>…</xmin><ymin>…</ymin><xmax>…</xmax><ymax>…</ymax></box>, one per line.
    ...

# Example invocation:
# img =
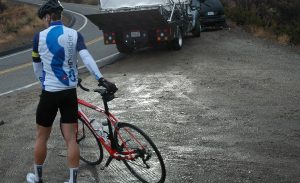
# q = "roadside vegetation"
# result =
<box><xmin>0</xmin><ymin>0</ymin><xmax>44</xmax><ymax>52</ymax></box>
<box><xmin>0</xmin><ymin>0</ymin><xmax>70</xmax><ymax>53</ymax></box>
<box><xmin>0</xmin><ymin>0</ymin><xmax>97</xmax><ymax>53</ymax></box>
<box><xmin>221</xmin><ymin>0</ymin><xmax>300</xmax><ymax>45</ymax></box>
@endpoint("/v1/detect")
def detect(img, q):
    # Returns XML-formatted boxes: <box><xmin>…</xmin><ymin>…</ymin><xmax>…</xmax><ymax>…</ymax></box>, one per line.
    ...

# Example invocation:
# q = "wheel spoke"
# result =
<box><xmin>114</xmin><ymin>122</ymin><xmax>166</xmax><ymax>183</ymax></box>
<box><xmin>77</xmin><ymin>118</ymin><xmax>103</xmax><ymax>165</ymax></box>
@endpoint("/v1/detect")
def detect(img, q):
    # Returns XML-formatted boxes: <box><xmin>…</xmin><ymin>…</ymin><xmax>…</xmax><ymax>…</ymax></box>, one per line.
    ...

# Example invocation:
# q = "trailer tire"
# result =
<box><xmin>171</xmin><ymin>30</ymin><xmax>183</xmax><ymax>50</ymax></box>
<box><xmin>192</xmin><ymin>20</ymin><xmax>201</xmax><ymax>37</ymax></box>
<box><xmin>116</xmin><ymin>42</ymin><xmax>133</xmax><ymax>54</ymax></box>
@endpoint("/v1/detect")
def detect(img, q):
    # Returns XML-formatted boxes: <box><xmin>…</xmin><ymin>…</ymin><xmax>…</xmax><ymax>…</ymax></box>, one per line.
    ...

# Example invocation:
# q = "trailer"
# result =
<box><xmin>86</xmin><ymin>0</ymin><xmax>202</xmax><ymax>53</ymax></box>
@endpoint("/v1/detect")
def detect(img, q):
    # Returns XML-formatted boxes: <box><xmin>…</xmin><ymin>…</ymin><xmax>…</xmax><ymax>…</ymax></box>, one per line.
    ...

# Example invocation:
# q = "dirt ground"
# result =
<box><xmin>0</xmin><ymin>25</ymin><xmax>300</xmax><ymax>183</ymax></box>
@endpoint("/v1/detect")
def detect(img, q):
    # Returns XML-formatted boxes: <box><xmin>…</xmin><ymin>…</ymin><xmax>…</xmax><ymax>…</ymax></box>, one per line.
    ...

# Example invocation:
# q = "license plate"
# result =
<box><xmin>131</xmin><ymin>31</ymin><xmax>141</xmax><ymax>38</ymax></box>
<box><xmin>207</xmin><ymin>11</ymin><xmax>215</xmax><ymax>16</ymax></box>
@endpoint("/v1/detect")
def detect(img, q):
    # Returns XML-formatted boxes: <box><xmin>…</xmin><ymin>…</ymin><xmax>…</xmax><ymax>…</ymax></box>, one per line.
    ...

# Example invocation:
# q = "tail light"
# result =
<box><xmin>156</xmin><ymin>27</ymin><xmax>170</xmax><ymax>42</ymax></box>
<box><xmin>104</xmin><ymin>32</ymin><xmax>116</xmax><ymax>45</ymax></box>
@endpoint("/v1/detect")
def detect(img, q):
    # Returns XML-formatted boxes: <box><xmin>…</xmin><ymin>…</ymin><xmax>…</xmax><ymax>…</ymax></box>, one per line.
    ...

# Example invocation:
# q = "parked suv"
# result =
<box><xmin>199</xmin><ymin>0</ymin><xmax>227</xmax><ymax>29</ymax></box>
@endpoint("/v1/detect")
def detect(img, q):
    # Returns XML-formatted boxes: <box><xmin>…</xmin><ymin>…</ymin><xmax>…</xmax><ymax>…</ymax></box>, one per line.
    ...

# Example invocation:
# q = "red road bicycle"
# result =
<box><xmin>75</xmin><ymin>79</ymin><xmax>166</xmax><ymax>183</ymax></box>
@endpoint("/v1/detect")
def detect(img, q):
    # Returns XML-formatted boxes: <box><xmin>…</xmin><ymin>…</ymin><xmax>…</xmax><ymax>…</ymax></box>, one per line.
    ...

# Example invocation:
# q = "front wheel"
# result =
<box><xmin>192</xmin><ymin>20</ymin><xmax>201</xmax><ymax>37</ymax></box>
<box><xmin>77</xmin><ymin>117</ymin><xmax>103</xmax><ymax>165</ymax></box>
<box><xmin>114</xmin><ymin>122</ymin><xmax>166</xmax><ymax>183</ymax></box>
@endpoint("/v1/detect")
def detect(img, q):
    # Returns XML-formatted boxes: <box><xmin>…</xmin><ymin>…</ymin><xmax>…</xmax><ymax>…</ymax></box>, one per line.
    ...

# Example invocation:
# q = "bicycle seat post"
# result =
<box><xmin>102</xmin><ymin>97</ymin><xmax>109</xmax><ymax>114</ymax></box>
<box><xmin>102</xmin><ymin>95</ymin><xmax>118</xmax><ymax>150</ymax></box>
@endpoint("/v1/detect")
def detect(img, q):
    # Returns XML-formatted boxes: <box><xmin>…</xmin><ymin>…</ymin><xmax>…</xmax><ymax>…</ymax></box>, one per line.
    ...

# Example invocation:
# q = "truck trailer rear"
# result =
<box><xmin>86</xmin><ymin>0</ymin><xmax>202</xmax><ymax>53</ymax></box>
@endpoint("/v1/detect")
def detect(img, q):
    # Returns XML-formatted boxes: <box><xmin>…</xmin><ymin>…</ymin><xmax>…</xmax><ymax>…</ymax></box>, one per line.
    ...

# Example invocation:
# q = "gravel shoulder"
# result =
<box><xmin>0</xmin><ymin>26</ymin><xmax>299</xmax><ymax>183</ymax></box>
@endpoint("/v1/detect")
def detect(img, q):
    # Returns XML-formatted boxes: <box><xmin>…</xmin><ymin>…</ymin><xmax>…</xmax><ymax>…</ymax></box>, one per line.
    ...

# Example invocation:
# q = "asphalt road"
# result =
<box><xmin>0</xmin><ymin>1</ymin><xmax>300</xmax><ymax>183</ymax></box>
<box><xmin>0</xmin><ymin>0</ymin><xmax>119</xmax><ymax>96</ymax></box>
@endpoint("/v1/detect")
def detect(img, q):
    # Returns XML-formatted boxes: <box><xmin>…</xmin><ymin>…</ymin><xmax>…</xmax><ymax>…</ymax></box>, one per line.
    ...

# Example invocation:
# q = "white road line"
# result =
<box><xmin>0</xmin><ymin>9</ymin><xmax>88</xmax><ymax>60</ymax></box>
<box><xmin>0</xmin><ymin>53</ymin><xmax>119</xmax><ymax>97</ymax></box>
<box><xmin>0</xmin><ymin>82</ymin><xmax>40</xmax><ymax>97</ymax></box>
<box><xmin>0</xmin><ymin>37</ymin><xmax>103</xmax><ymax>76</ymax></box>
<box><xmin>0</xmin><ymin>49</ymin><xmax>31</xmax><ymax>60</ymax></box>
<box><xmin>66</xmin><ymin>9</ymin><xmax>88</xmax><ymax>32</ymax></box>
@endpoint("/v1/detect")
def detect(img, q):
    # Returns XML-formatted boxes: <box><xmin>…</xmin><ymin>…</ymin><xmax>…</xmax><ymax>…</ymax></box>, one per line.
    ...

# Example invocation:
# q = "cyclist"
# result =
<box><xmin>26</xmin><ymin>0</ymin><xmax>117</xmax><ymax>183</ymax></box>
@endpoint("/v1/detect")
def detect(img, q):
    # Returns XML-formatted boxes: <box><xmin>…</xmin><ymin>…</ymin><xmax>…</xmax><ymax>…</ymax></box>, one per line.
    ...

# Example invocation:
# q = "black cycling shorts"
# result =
<box><xmin>36</xmin><ymin>88</ymin><xmax>78</xmax><ymax>127</ymax></box>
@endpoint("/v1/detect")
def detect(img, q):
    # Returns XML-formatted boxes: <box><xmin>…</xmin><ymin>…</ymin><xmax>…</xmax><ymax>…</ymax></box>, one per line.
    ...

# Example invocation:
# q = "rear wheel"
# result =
<box><xmin>116</xmin><ymin>42</ymin><xmax>134</xmax><ymax>54</ymax></box>
<box><xmin>77</xmin><ymin>118</ymin><xmax>103</xmax><ymax>165</ymax></box>
<box><xmin>116</xmin><ymin>34</ymin><xmax>134</xmax><ymax>54</ymax></box>
<box><xmin>114</xmin><ymin>122</ymin><xmax>166</xmax><ymax>183</ymax></box>
<box><xmin>171</xmin><ymin>28</ymin><xmax>183</xmax><ymax>50</ymax></box>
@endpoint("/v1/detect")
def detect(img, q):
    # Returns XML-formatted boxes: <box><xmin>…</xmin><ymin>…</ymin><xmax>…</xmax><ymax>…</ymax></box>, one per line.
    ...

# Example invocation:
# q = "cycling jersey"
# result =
<box><xmin>32</xmin><ymin>21</ymin><xmax>103</xmax><ymax>92</ymax></box>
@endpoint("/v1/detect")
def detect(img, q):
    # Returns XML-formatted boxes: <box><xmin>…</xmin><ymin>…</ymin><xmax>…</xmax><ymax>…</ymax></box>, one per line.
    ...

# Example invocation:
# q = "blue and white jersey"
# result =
<box><xmin>32</xmin><ymin>21</ymin><xmax>102</xmax><ymax>92</ymax></box>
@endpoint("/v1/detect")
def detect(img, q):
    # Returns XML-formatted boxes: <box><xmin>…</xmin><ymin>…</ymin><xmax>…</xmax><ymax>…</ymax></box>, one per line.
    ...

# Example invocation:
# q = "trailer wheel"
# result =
<box><xmin>171</xmin><ymin>30</ymin><xmax>183</xmax><ymax>50</ymax></box>
<box><xmin>192</xmin><ymin>20</ymin><xmax>201</xmax><ymax>37</ymax></box>
<box><xmin>116</xmin><ymin>42</ymin><xmax>133</xmax><ymax>54</ymax></box>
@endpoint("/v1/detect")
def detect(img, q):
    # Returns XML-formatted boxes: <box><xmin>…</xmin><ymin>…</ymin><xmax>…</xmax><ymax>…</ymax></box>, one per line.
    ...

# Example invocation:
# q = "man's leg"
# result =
<box><xmin>34</xmin><ymin>125</ymin><xmax>52</xmax><ymax>164</ymax></box>
<box><xmin>59</xmin><ymin>88</ymin><xmax>79</xmax><ymax>183</ymax></box>
<box><xmin>27</xmin><ymin>89</ymin><xmax>57</xmax><ymax>183</ymax></box>
<box><xmin>61</xmin><ymin>123</ymin><xmax>79</xmax><ymax>183</ymax></box>
<box><xmin>27</xmin><ymin>124</ymin><xmax>52</xmax><ymax>183</ymax></box>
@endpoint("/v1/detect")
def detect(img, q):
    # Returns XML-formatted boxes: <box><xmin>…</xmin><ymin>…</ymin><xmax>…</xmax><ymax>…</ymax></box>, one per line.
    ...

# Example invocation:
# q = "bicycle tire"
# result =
<box><xmin>77</xmin><ymin>117</ymin><xmax>103</xmax><ymax>165</ymax></box>
<box><xmin>114</xmin><ymin>122</ymin><xmax>166</xmax><ymax>183</ymax></box>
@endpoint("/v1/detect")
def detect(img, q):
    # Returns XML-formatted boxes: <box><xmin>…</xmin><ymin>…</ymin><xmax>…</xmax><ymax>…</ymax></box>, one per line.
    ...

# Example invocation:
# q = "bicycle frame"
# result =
<box><xmin>77</xmin><ymin>98</ymin><xmax>117</xmax><ymax>152</ymax></box>
<box><xmin>75</xmin><ymin>79</ymin><xmax>166</xmax><ymax>182</ymax></box>
<box><xmin>77</xmin><ymin>98</ymin><xmax>141</xmax><ymax>161</ymax></box>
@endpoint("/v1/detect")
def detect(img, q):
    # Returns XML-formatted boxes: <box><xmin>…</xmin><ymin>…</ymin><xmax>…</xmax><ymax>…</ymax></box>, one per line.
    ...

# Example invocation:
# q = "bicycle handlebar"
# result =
<box><xmin>77</xmin><ymin>78</ymin><xmax>116</xmax><ymax>102</ymax></box>
<box><xmin>78</xmin><ymin>78</ymin><xmax>90</xmax><ymax>92</ymax></box>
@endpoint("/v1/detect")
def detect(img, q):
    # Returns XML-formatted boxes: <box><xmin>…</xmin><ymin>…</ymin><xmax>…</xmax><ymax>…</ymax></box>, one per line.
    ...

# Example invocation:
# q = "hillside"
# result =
<box><xmin>0</xmin><ymin>0</ymin><xmax>71</xmax><ymax>54</ymax></box>
<box><xmin>0</xmin><ymin>0</ymin><xmax>44</xmax><ymax>52</ymax></box>
<box><xmin>221</xmin><ymin>0</ymin><xmax>300</xmax><ymax>45</ymax></box>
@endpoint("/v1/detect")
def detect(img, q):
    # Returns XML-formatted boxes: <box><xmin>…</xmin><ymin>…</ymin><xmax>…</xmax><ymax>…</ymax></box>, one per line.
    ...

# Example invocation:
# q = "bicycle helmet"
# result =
<box><xmin>38</xmin><ymin>0</ymin><xmax>64</xmax><ymax>19</ymax></box>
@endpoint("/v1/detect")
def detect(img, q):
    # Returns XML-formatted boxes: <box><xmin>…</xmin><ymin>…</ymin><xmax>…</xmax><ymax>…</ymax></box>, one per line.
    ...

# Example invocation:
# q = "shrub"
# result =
<box><xmin>221</xmin><ymin>0</ymin><xmax>300</xmax><ymax>44</ymax></box>
<box><xmin>0</xmin><ymin>0</ymin><xmax>44</xmax><ymax>47</ymax></box>
<box><xmin>0</xmin><ymin>1</ymin><xmax>7</xmax><ymax>13</ymax></box>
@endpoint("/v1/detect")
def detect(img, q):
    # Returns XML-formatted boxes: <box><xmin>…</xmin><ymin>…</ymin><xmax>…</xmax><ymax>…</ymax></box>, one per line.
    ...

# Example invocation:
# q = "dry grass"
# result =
<box><xmin>222</xmin><ymin>0</ymin><xmax>300</xmax><ymax>45</ymax></box>
<box><xmin>0</xmin><ymin>1</ymin><xmax>44</xmax><ymax>51</ymax></box>
<box><xmin>0</xmin><ymin>1</ymin><xmax>71</xmax><ymax>52</ymax></box>
<box><xmin>0</xmin><ymin>34</ymin><xmax>15</xmax><ymax>44</ymax></box>
<box><xmin>248</xmin><ymin>25</ymin><xmax>291</xmax><ymax>45</ymax></box>
<box><xmin>277</xmin><ymin>34</ymin><xmax>291</xmax><ymax>45</ymax></box>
